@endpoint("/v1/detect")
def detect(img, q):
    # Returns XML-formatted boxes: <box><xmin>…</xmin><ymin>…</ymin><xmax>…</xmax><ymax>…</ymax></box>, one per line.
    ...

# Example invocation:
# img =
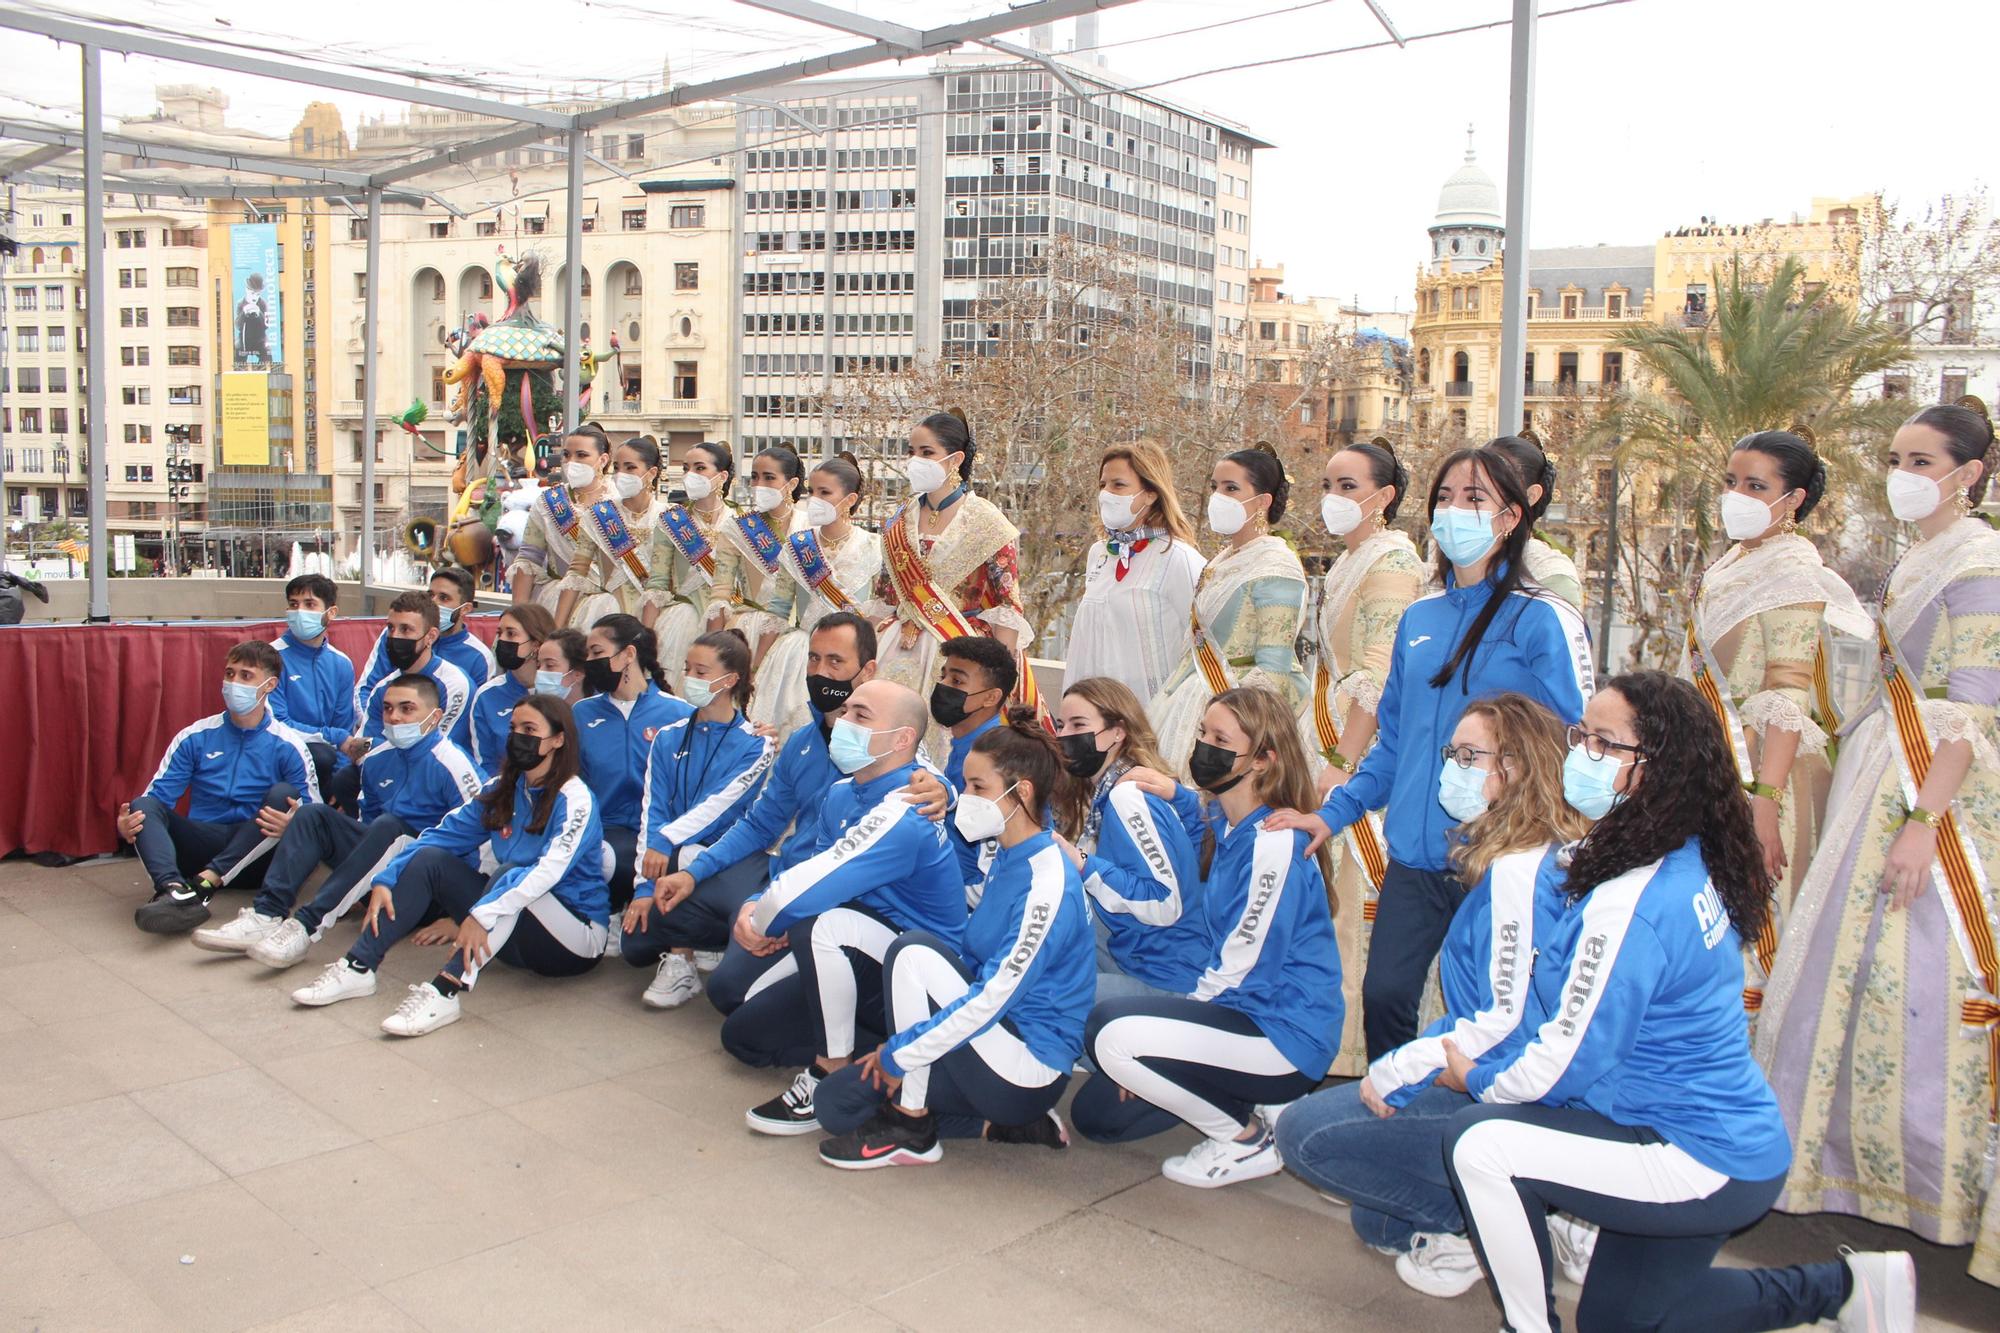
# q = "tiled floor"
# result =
<box><xmin>1</xmin><ymin>854</ymin><xmax>1993</xmax><ymax>1332</ymax></box>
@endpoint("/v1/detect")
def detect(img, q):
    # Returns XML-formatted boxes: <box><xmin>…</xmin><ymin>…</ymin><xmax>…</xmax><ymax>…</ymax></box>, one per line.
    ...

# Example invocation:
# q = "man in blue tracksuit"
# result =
<box><xmin>191</xmin><ymin>674</ymin><xmax>487</xmax><ymax>962</ymax></box>
<box><xmin>349</xmin><ymin>592</ymin><xmax>476</xmax><ymax>757</ymax></box>
<box><xmin>119</xmin><ymin>640</ymin><xmax>319</xmax><ymax>935</ymax></box>
<box><xmin>268</xmin><ymin>573</ymin><xmax>356</xmax><ymax>794</ymax></box>
<box><xmin>354</xmin><ymin>566</ymin><xmax>496</xmax><ymax>694</ymax></box>
<box><xmin>930</xmin><ymin>635</ymin><xmax>1011</xmax><ymax>886</ymax></box>
<box><xmin>1288</xmin><ymin>564</ymin><xmax>1593</xmax><ymax>1057</ymax></box>
<box><xmin>719</xmin><ymin>680</ymin><xmax>966</xmax><ymax>1096</ymax></box>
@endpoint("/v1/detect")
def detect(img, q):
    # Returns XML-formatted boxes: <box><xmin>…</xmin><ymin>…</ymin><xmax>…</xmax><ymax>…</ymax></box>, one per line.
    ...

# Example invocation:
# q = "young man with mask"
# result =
<box><xmin>355</xmin><ymin>568</ymin><xmax>496</xmax><ymax>700</ymax></box>
<box><xmin>716</xmin><ymin>679</ymin><xmax>966</xmax><ymax>1137</ymax></box>
<box><xmin>927</xmin><ymin>635</ymin><xmax>1015</xmax><ymax>885</ymax></box>
<box><xmin>656</xmin><ymin>611</ymin><xmax>879</xmax><ymax>1013</ymax></box>
<box><xmin>346</xmin><ymin>592</ymin><xmax>475</xmax><ymax>760</ymax></box>
<box><xmin>195</xmin><ymin>673</ymin><xmax>486</xmax><ymax>958</ymax></box>
<box><xmin>120</xmin><ymin>641</ymin><xmax>320</xmax><ymax>934</ymax></box>
<box><xmin>268</xmin><ymin>573</ymin><xmax>357</xmax><ymax>795</ymax></box>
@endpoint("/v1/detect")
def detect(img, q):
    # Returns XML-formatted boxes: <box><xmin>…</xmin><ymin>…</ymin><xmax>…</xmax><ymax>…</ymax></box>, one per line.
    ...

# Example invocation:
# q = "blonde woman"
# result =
<box><xmin>1301</xmin><ymin>438</ymin><xmax>1425</xmax><ymax>1074</ymax></box>
<box><xmin>555</xmin><ymin>435</ymin><xmax>665</xmax><ymax>630</ymax></box>
<box><xmin>640</xmin><ymin>442</ymin><xmax>746</xmax><ymax>693</ymax></box>
<box><xmin>1064</xmin><ymin>442</ymin><xmax>1207</xmax><ymax>707</ymax></box>
<box><xmin>1276</xmin><ymin>694</ymin><xmax>1593</xmax><ymax>1294</ymax></box>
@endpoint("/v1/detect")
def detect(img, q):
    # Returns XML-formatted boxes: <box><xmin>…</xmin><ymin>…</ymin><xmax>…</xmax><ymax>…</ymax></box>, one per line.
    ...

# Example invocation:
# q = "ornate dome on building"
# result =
<box><xmin>1429</xmin><ymin>127</ymin><xmax>1504</xmax><ymax>272</ymax></box>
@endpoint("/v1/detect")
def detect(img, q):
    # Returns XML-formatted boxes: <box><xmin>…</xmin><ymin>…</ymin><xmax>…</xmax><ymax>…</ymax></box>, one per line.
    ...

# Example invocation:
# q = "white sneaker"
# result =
<box><xmin>1547</xmin><ymin>1213</ymin><xmax>1598</xmax><ymax>1286</ymax></box>
<box><xmin>380</xmin><ymin>982</ymin><xmax>461</xmax><ymax>1037</ymax></box>
<box><xmin>191</xmin><ymin>907</ymin><xmax>283</xmax><ymax>954</ymax></box>
<box><xmin>290</xmin><ymin>959</ymin><xmax>378</xmax><ymax>1007</ymax></box>
<box><xmin>692</xmin><ymin>949</ymin><xmax>724</xmax><ymax>974</ymax></box>
<box><xmin>248</xmin><ymin>917</ymin><xmax>313</xmax><ymax>969</ymax></box>
<box><xmin>1396</xmin><ymin>1231</ymin><xmax>1485</xmax><ymax>1298</ymax></box>
<box><xmin>1161</xmin><ymin>1126</ymin><xmax>1283</xmax><ymax>1189</ymax></box>
<box><xmin>642</xmin><ymin>953</ymin><xmax>701</xmax><ymax>1009</ymax></box>
<box><xmin>1835</xmin><ymin>1249</ymin><xmax>1916</xmax><ymax>1333</ymax></box>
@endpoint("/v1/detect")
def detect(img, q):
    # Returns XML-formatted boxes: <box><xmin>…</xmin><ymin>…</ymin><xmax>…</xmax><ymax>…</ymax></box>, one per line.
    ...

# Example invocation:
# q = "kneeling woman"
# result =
<box><xmin>1072</xmin><ymin>687</ymin><xmax>1341</xmax><ymax>1189</ymax></box>
<box><xmin>1441</xmin><ymin>672</ymin><xmax>1912</xmax><ymax>1333</ymax></box>
<box><xmin>1275</xmin><ymin>693</ymin><xmax>1589</xmax><ymax>1295</ymax></box>
<box><xmin>288</xmin><ymin>695</ymin><xmax>608</xmax><ymax>1036</ymax></box>
<box><xmin>814</xmin><ymin>709</ymin><xmax>1096</xmax><ymax>1168</ymax></box>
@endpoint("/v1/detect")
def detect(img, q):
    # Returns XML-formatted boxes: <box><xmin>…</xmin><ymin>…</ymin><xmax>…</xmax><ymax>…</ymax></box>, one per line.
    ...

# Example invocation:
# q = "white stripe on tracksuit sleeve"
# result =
<box><xmin>431</xmin><ymin>741</ymin><xmax>488</xmax><ymax>804</ymax></box>
<box><xmin>468</xmin><ymin>781</ymin><xmax>595</xmax><ymax>929</ymax></box>
<box><xmin>657</xmin><ymin>730</ymin><xmax>775</xmax><ymax>847</ymax></box>
<box><xmin>1369</xmin><ymin>848</ymin><xmax>1540</xmax><ymax>1100</ymax></box>
<box><xmin>884</xmin><ymin>846</ymin><xmax>1065</xmax><ymax>1076</ymax></box>
<box><xmin>1191</xmin><ymin>828</ymin><xmax>1294</xmax><ymax>1001</ymax></box>
<box><xmin>1083</xmin><ymin>783</ymin><xmax>1184</xmax><ymax>927</ymax></box>
<box><xmin>143</xmin><ymin>716</ymin><xmax>219</xmax><ymax>803</ymax></box>
<box><xmin>750</xmin><ymin>793</ymin><xmax>914</xmax><ymax>935</ymax></box>
<box><xmin>269</xmin><ymin>719</ymin><xmax>322</xmax><ymax>802</ymax></box>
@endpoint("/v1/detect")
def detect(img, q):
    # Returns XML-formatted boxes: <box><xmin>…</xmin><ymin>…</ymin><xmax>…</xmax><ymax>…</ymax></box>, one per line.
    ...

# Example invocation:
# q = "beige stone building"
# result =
<box><xmin>1243</xmin><ymin>264</ymin><xmax>1409</xmax><ymax>451</ymax></box>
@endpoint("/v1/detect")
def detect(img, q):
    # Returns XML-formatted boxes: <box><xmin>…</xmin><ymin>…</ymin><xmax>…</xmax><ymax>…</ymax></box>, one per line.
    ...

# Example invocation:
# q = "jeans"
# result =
<box><xmin>345</xmin><ymin>846</ymin><xmax>601</xmax><ymax>985</ymax></box>
<box><xmin>1363</xmin><ymin>860</ymin><xmax>1464</xmax><ymax>1058</ymax></box>
<box><xmin>1276</xmin><ymin>1080</ymin><xmax>1470</xmax><ymax>1249</ymax></box>
<box><xmin>622</xmin><ymin>854</ymin><xmax>769</xmax><ymax>963</ymax></box>
<box><xmin>130</xmin><ymin>783</ymin><xmax>296</xmax><ymax>895</ymax></box>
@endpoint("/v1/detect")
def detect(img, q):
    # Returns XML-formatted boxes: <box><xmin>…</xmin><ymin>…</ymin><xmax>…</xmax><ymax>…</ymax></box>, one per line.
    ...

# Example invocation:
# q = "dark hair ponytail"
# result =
<box><xmin>1348</xmin><ymin>436</ymin><xmax>1409</xmax><ymax>522</ymax></box>
<box><xmin>688</xmin><ymin>441</ymin><xmax>735</xmax><ymax>485</ymax></box>
<box><xmin>1222</xmin><ymin>445</ymin><xmax>1291</xmax><ymax>523</ymax></box>
<box><xmin>1732</xmin><ymin>430</ymin><xmax>1828</xmax><ymax>520</ymax></box>
<box><xmin>1484</xmin><ymin>435</ymin><xmax>1557</xmax><ymax>525</ymax></box>
<box><xmin>755</xmin><ymin>445</ymin><xmax>808</xmax><ymax>501</ymax></box>
<box><xmin>971</xmin><ymin>704</ymin><xmax>1070</xmax><ymax>831</ymax></box>
<box><xmin>618</xmin><ymin>433</ymin><xmax>663</xmax><ymax>474</ymax></box>
<box><xmin>814</xmin><ymin>450</ymin><xmax>865</xmax><ymax>500</ymax></box>
<box><xmin>592</xmin><ymin>612</ymin><xmax>670</xmax><ymax>692</ymax></box>
<box><xmin>692</xmin><ymin>628</ymin><xmax>754</xmax><ymax>709</ymax></box>
<box><xmin>1907</xmin><ymin>400</ymin><xmax>1995</xmax><ymax>506</ymax></box>
<box><xmin>918</xmin><ymin>409</ymin><xmax>976</xmax><ymax>484</ymax></box>
<box><xmin>1427</xmin><ymin>447</ymin><xmax>1536</xmax><ymax>690</ymax></box>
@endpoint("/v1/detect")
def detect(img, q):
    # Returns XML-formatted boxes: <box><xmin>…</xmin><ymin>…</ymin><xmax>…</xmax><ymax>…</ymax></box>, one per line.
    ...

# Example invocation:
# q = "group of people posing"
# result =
<box><xmin>115</xmin><ymin>400</ymin><xmax>1999</xmax><ymax>1330</ymax></box>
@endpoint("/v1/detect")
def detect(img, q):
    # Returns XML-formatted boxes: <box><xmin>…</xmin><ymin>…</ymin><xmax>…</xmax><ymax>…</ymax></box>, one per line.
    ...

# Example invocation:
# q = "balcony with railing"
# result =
<box><xmin>1523</xmin><ymin>380</ymin><xmax>1612</xmax><ymax>398</ymax></box>
<box><xmin>1528</xmin><ymin>304</ymin><xmax>1645</xmax><ymax>322</ymax></box>
<box><xmin>1444</xmin><ymin>381</ymin><xmax>1474</xmax><ymax>398</ymax></box>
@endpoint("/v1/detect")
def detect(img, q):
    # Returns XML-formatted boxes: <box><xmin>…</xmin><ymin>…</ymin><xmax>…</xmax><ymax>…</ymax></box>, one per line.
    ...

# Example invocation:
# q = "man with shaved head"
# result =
<box><xmin>715</xmin><ymin>678</ymin><xmax>970</xmax><ymax>1138</ymax></box>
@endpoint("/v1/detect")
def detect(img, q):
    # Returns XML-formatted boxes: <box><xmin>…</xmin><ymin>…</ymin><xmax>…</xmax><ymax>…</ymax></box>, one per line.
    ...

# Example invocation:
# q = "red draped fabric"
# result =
<box><xmin>1</xmin><ymin>617</ymin><xmax>498</xmax><ymax>860</ymax></box>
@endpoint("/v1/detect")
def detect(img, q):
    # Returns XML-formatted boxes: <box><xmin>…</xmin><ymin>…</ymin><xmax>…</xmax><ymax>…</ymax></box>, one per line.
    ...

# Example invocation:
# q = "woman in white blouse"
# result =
<box><xmin>1063</xmin><ymin>440</ymin><xmax>1206</xmax><ymax>707</ymax></box>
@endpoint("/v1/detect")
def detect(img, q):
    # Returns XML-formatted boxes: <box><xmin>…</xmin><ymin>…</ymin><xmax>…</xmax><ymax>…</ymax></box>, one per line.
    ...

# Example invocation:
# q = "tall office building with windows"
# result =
<box><xmin>734</xmin><ymin>48</ymin><xmax>1265</xmax><ymax>463</ymax></box>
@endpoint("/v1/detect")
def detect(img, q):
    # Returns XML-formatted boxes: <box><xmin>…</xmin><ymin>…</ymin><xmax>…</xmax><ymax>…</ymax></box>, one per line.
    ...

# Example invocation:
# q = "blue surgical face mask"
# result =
<box><xmin>222</xmin><ymin>679</ymin><xmax>264</xmax><ymax>716</ymax></box>
<box><xmin>435</xmin><ymin>604</ymin><xmax>458</xmax><ymax>632</ymax></box>
<box><xmin>385</xmin><ymin>711</ymin><xmax>439</xmax><ymax>750</ymax></box>
<box><xmin>1437</xmin><ymin>760</ymin><xmax>1491</xmax><ymax>822</ymax></box>
<box><xmin>1563</xmin><ymin>744</ymin><xmax>1635</xmax><ymax>819</ymax></box>
<box><xmin>534</xmin><ymin>669</ymin><xmax>571</xmax><ymax>697</ymax></box>
<box><xmin>1430</xmin><ymin>506</ymin><xmax>1500</xmax><ymax>567</ymax></box>
<box><xmin>286</xmin><ymin>608</ymin><xmax>326</xmax><ymax>640</ymax></box>
<box><xmin>828</xmin><ymin>717</ymin><xmax>892</xmax><ymax>775</ymax></box>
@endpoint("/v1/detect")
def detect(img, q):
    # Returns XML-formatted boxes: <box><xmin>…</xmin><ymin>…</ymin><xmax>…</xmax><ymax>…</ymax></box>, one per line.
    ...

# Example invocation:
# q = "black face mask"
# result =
<box><xmin>1189</xmin><ymin>740</ymin><xmax>1247</xmax><ymax>795</ymax></box>
<box><xmin>494</xmin><ymin>639</ymin><xmax>527</xmax><ymax>672</ymax></box>
<box><xmin>805</xmin><ymin>673</ymin><xmax>855</xmax><ymax>718</ymax></box>
<box><xmin>581</xmin><ymin>656</ymin><xmax>621</xmax><ymax>696</ymax></box>
<box><xmin>1060</xmin><ymin>730</ymin><xmax>1109</xmax><ymax>778</ymax></box>
<box><xmin>507</xmin><ymin>731</ymin><xmax>548</xmax><ymax>770</ymax></box>
<box><xmin>385</xmin><ymin>635</ymin><xmax>422</xmax><ymax>670</ymax></box>
<box><xmin>930</xmin><ymin>683</ymin><xmax>989</xmax><ymax>729</ymax></box>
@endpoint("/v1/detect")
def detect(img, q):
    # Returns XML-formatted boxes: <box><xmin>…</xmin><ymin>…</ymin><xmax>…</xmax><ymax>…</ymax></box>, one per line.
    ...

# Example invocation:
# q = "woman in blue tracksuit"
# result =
<box><xmin>1050</xmin><ymin>676</ymin><xmax>1206</xmax><ymax>1000</ymax></box>
<box><xmin>621</xmin><ymin>628</ymin><xmax>776</xmax><ymax>1009</ymax></box>
<box><xmin>1439</xmin><ymin>672</ymin><xmax>1913</xmax><ymax>1333</ymax></box>
<box><xmin>813</xmin><ymin>708</ymin><xmax>1096</xmax><ymax>1168</ymax></box>
<box><xmin>572</xmin><ymin>613</ymin><xmax>692</xmax><ymax>912</ymax></box>
<box><xmin>285</xmin><ymin>694</ymin><xmax>608</xmax><ymax>1038</ymax></box>
<box><xmin>468</xmin><ymin>603</ymin><xmax>557</xmax><ymax>776</ymax></box>
<box><xmin>1073</xmin><ymin>687</ymin><xmax>1342</xmax><ymax>1190</ymax></box>
<box><xmin>1274</xmin><ymin>693</ymin><xmax>1592</xmax><ymax>1298</ymax></box>
<box><xmin>1271</xmin><ymin>445</ymin><xmax>1595</xmax><ymax>1061</ymax></box>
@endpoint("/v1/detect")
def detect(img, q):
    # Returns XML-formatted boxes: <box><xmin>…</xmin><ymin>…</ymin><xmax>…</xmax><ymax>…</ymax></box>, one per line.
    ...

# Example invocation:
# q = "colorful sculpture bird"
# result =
<box><xmin>495</xmin><ymin>247</ymin><xmax>525</xmax><ymax>321</ymax></box>
<box><xmin>393</xmin><ymin>399</ymin><xmax>428</xmax><ymax>436</ymax></box>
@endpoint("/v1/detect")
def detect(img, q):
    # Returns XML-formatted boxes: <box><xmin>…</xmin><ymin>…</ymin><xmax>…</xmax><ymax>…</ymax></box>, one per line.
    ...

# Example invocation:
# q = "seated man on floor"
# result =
<box><xmin>190</xmin><ymin>672</ymin><xmax>486</xmax><ymax>961</ymax></box>
<box><xmin>119</xmin><ymin>640</ymin><xmax>320</xmax><ymax>935</ymax></box>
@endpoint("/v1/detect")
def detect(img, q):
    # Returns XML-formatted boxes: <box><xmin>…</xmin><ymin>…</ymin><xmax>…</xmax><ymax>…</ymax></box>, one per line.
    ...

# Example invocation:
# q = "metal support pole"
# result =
<box><xmin>563</xmin><ymin>127</ymin><xmax>583</xmax><ymax>435</ymax></box>
<box><xmin>82</xmin><ymin>43</ymin><xmax>108</xmax><ymax>620</ymax></box>
<box><xmin>1597</xmin><ymin>457</ymin><xmax>1618</xmax><ymax>673</ymax></box>
<box><xmin>1496</xmin><ymin>0</ymin><xmax>1538</xmax><ymax>440</ymax></box>
<box><xmin>0</xmin><ymin>181</ymin><xmax>12</xmax><ymax>568</ymax></box>
<box><xmin>360</xmin><ymin>187</ymin><xmax>381</xmax><ymax>603</ymax></box>
<box><xmin>822</xmin><ymin>115</ymin><xmax>837</xmax><ymax>457</ymax></box>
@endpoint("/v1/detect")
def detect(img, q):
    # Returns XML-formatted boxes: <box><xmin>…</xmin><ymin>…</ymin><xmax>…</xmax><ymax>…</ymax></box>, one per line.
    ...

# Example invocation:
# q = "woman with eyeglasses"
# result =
<box><xmin>1757</xmin><ymin>400</ymin><xmax>2000</xmax><ymax>1285</ymax></box>
<box><xmin>1436</xmin><ymin>671</ymin><xmax>1913</xmax><ymax>1333</ymax></box>
<box><xmin>1268</xmin><ymin>446</ymin><xmax>1594</xmax><ymax>1062</ymax></box>
<box><xmin>1276</xmin><ymin>694</ymin><xmax>1592</xmax><ymax>1298</ymax></box>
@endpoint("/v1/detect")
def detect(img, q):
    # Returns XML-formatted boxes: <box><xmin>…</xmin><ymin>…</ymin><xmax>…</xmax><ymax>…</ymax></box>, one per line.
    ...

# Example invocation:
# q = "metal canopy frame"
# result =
<box><xmin>0</xmin><ymin>0</ymin><xmax>1146</xmax><ymax>616</ymax></box>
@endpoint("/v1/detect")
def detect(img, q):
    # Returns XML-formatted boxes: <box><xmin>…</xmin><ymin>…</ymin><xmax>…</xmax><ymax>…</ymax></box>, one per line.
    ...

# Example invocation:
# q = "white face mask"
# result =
<box><xmin>1207</xmin><ymin>492</ymin><xmax>1250</xmax><ymax>536</ymax></box>
<box><xmin>1320</xmin><ymin>493</ymin><xmax>1365</xmax><ymax>537</ymax></box>
<box><xmin>1098</xmin><ymin>489</ymin><xmax>1142</xmax><ymax>532</ymax></box>
<box><xmin>1718</xmin><ymin>490</ymin><xmax>1778</xmax><ymax>542</ymax></box>
<box><xmin>804</xmin><ymin>496</ymin><xmax>841</xmax><ymax>527</ymax></box>
<box><xmin>752</xmin><ymin>485</ymin><xmax>786</xmax><ymax>513</ymax></box>
<box><xmin>1886</xmin><ymin>464</ymin><xmax>1963</xmax><ymax>522</ymax></box>
<box><xmin>562</xmin><ymin>460</ymin><xmax>598</xmax><ymax>490</ymax></box>
<box><xmin>904</xmin><ymin>455</ymin><xmax>950</xmax><ymax>495</ymax></box>
<box><xmin>612</xmin><ymin>472</ymin><xmax>649</xmax><ymax>501</ymax></box>
<box><xmin>951</xmin><ymin>783</ymin><xmax>1017</xmax><ymax>844</ymax></box>
<box><xmin>681</xmin><ymin>470</ymin><xmax>715</xmax><ymax>503</ymax></box>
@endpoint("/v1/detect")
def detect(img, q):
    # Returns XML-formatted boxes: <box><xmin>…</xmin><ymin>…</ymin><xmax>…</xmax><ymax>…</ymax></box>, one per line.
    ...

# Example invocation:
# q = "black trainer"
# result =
<box><xmin>134</xmin><ymin>881</ymin><xmax>211</xmax><ymax>935</ymax></box>
<box><xmin>818</xmin><ymin>1107</ymin><xmax>942</xmax><ymax>1170</ymax></box>
<box><xmin>985</xmin><ymin>1108</ymin><xmax>1069</xmax><ymax>1150</ymax></box>
<box><xmin>745</xmin><ymin>1067</ymin><xmax>823</xmax><ymax>1137</ymax></box>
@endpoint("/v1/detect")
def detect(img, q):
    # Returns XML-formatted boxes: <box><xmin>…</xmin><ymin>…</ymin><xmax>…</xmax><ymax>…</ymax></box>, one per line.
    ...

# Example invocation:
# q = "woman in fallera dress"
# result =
<box><xmin>1300</xmin><ymin>438</ymin><xmax>1426</xmax><ymax>1075</ymax></box>
<box><xmin>554</xmin><ymin>435</ymin><xmax>666</xmax><ymax>631</ymax></box>
<box><xmin>1758</xmin><ymin>400</ymin><xmax>2000</xmax><ymax>1286</ymax></box>
<box><xmin>507</xmin><ymin>426</ymin><xmax>612</xmax><ymax>621</ymax></box>
<box><xmin>1062</xmin><ymin>440</ymin><xmax>1206</xmax><ymax>709</ymax></box>
<box><xmin>1148</xmin><ymin>444</ymin><xmax>1308</xmax><ymax>782</ymax></box>
<box><xmin>724</xmin><ymin>444</ymin><xmax>807</xmax><ymax>681</ymax></box>
<box><xmin>640</xmin><ymin>442</ymin><xmax>747</xmax><ymax>694</ymax></box>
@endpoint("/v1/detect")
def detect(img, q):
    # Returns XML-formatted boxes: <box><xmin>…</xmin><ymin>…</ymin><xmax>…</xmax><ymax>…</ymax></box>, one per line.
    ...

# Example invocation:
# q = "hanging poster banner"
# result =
<box><xmin>219</xmin><ymin>372</ymin><xmax>271</xmax><ymax>465</ymax></box>
<box><xmin>230</xmin><ymin>222</ymin><xmax>281</xmax><ymax>367</ymax></box>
